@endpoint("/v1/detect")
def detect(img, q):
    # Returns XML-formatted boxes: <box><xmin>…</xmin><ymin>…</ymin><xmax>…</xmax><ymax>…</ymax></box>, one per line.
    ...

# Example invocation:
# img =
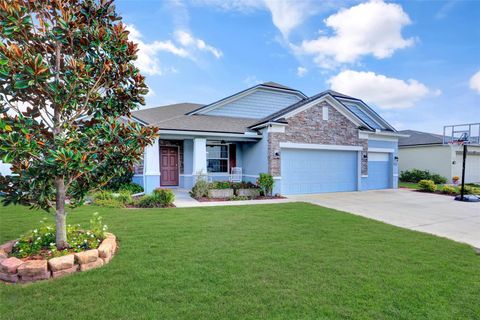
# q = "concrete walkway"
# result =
<box><xmin>289</xmin><ymin>189</ymin><xmax>480</xmax><ymax>248</ymax></box>
<box><xmin>172</xmin><ymin>189</ymin><xmax>293</xmax><ymax>208</ymax></box>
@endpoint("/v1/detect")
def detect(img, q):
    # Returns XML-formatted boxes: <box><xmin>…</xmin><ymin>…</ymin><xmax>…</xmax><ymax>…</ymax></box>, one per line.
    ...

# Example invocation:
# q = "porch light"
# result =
<box><xmin>362</xmin><ymin>152</ymin><xmax>368</xmax><ymax>160</ymax></box>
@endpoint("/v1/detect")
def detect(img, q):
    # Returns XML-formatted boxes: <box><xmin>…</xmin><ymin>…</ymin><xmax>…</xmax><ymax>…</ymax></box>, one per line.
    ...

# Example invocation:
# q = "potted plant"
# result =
<box><xmin>208</xmin><ymin>181</ymin><xmax>234</xmax><ymax>199</ymax></box>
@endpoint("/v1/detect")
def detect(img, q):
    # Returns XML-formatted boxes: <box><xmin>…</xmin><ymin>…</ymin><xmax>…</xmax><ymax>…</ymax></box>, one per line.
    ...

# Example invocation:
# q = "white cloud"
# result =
<box><xmin>126</xmin><ymin>25</ymin><xmax>222</xmax><ymax>76</ymax></box>
<box><xmin>243</xmin><ymin>75</ymin><xmax>263</xmax><ymax>87</ymax></box>
<box><xmin>469</xmin><ymin>70</ymin><xmax>480</xmax><ymax>93</ymax></box>
<box><xmin>296</xmin><ymin>67</ymin><xmax>308</xmax><ymax>77</ymax></box>
<box><xmin>299</xmin><ymin>0</ymin><xmax>415</xmax><ymax>68</ymax></box>
<box><xmin>126</xmin><ymin>25</ymin><xmax>188</xmax><ymax>76</ymax></box>
<box><xmin>174</xmin><ymin>30</ymin><xmax>222</xmax><ymax>58</ymax></box>
<box><xmin>194</xmin><ymin>0</ymin><xmax>327</xmax><ymax>37</ymax></box>
<box><xmin>328</xmin><ymin>70</ymin><xmax>440</xmax><ymax>109</ymax></box>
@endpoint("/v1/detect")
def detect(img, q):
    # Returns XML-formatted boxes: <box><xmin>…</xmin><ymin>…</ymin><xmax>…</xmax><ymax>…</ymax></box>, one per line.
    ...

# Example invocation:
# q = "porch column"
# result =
<box><xmin>143</xmin><ymin>138</ymin><xmax>160</xmax><ymax>194</ymax></box>
<box><xmin>192</xmin><ymin>138</ymin><xmax>207</xmax><ymax>177</ymax></box>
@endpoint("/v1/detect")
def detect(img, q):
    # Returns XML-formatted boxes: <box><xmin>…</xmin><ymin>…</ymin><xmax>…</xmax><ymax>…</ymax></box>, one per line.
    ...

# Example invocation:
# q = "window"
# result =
<box><xmin>322</xmin><ymin>106</ymin><xmax>329</xmax><ymax>121</ymax></box>
<box><xmin>207</xmin><ymin>145</ymin><xmax>229</xmax><ymax>173</ymax></box>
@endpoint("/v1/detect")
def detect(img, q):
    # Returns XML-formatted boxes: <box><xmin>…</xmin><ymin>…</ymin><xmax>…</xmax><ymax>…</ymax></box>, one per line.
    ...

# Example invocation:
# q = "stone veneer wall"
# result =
<box><xmin>268</xmin><ymin>100</ymin><xmax>368</xmax><ymax>177</ymax></box>
<box><xmin>0</xmin><ymin>233</ymin><xmax>117</xmax><ymax>284</ymax></box>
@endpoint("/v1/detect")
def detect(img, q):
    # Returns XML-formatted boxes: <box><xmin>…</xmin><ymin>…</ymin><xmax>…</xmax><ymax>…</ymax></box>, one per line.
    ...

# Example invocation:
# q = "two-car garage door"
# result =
<box><xmin>281</xmin><ymin>148</ymin><xmax>358</xmax><ymax>195</ymax></box>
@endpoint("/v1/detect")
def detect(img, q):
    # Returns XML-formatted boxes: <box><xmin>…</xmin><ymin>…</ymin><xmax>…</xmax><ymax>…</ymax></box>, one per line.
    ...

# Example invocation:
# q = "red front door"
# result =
<box><xmin>160</xmin><ymin>147</ymin><xmax>179</xmax><ymax>186</ymax></box>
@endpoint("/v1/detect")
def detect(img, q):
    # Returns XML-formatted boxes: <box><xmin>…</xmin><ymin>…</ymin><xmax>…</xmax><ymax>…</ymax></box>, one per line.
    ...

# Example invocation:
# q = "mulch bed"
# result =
<box><xmin>196</xmin><ymin>196</ymin><xmax>286</xmax><ymax>202</ymax></box>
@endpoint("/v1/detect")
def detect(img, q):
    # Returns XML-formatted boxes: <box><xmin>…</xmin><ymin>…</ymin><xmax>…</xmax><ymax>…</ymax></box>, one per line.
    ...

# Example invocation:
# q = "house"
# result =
<box><xmin>398</xmin><ymin>127</ymin><xmax>480</xmax><ymax>183</ymax></box>
<box><xmin>131</xmin><ymin>82</ymin><xmax>403</xmax><ymax>195</ymax></box>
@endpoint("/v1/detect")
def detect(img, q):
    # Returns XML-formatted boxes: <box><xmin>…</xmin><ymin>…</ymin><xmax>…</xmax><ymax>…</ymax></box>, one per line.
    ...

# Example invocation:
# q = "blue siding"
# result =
<box><xmin>204</xmin><ymin>89</ymin><xmax>302</xmax><ymax>119</ymax></box>
<box><xmin>242</xmin><ymin>131</ymin><xmax>269</xmax><ymax>176</ymax></box>
<box><xmin>281</xmin><ymin>149</ymin><xmax>358</xmax><ymax>195</ymax></box>
<box><xmin>132</xmin><ymin>175</ymin><xmax>144</xmax><ymax>190</ymax></box>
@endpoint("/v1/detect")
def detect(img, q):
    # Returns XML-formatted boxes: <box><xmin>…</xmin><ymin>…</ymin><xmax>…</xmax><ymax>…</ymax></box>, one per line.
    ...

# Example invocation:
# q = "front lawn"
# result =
<box><xmin>1</xmin><ymin>203</ymin><xmax>479</xmax><ymax>319</ymax></box>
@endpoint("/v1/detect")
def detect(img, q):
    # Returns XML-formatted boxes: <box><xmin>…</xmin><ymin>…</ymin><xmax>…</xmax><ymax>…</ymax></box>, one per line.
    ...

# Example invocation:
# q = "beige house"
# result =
<box><xmin>398</xmin><ymin>130</ymin><xmax>480</xmax><ymax>183</ymax></box>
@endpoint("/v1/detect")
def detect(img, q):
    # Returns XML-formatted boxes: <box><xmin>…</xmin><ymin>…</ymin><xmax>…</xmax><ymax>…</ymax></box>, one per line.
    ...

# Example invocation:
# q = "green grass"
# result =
<box><xmin>399</xmin><ymin>181</ymin><xmax>420</xmax><ymax>189</ymax></box>
<box><xmin>1</xmin><ymin>203</ymin><xmax>479</xmax><ymax>319</ymax></box>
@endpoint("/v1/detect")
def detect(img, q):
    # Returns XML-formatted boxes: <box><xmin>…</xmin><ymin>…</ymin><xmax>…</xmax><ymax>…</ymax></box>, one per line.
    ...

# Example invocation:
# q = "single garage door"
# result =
<box><xmin>281</xmin><ymin>148</ymin><xmax>358</xmax><ymax>195</ymax></box>
<box><xmin>455</xmin><ymin>153</ymin><xmax>480</xmax><ymax>183</ymax></box>
<box><xmin>367</xmin><ymin>152</ymin><xmax>391</xmax><ymax>190</ymax></box>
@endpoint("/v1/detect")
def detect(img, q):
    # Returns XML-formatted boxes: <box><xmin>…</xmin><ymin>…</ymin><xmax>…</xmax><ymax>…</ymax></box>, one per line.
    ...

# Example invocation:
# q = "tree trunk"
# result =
<box><xmin>55</xmin><ymin>177</ymin><xmax>68</xmax><ymax>249</ymax></box>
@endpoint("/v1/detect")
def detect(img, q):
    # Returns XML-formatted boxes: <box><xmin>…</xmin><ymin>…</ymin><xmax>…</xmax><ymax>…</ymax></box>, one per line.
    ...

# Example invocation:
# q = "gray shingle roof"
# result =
<box><xmin>398</xmin><ymin>130</ymin><xmax>443</xmax><ymax>146</ymax></box>
<box><xmin>132</xmin><ymin>103</ymin><xmax>259</xmax><ymax>134</ymax></box>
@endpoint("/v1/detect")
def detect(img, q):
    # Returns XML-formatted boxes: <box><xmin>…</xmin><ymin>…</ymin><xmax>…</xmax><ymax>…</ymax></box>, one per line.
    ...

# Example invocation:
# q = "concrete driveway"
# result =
<box><xmin>289</xmin><ymin>189</ymin><xmax>480</xmax><ymax>248</ymax></box>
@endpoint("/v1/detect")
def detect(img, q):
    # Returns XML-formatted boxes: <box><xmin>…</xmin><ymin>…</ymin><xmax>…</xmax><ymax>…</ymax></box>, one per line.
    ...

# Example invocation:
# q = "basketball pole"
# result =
<box><xmin>460</xmin><ymin>143</ymin><xmax>467</xmax><ymax>201</ymax></box>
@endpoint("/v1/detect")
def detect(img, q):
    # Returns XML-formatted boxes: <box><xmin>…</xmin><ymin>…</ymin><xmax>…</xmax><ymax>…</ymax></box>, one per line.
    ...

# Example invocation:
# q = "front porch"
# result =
<box><xmin>134</xmin><ymin>134</ymin><xmax>265</xmax><ymax>194</ymax></box>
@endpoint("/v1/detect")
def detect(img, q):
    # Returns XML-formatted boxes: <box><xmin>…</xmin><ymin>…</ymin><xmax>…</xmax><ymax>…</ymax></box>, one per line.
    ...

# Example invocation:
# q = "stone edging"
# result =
<box><xmin>0</xmin><ymin>232</ymin><xmax>117</xmax><ymax>284</ymax></box>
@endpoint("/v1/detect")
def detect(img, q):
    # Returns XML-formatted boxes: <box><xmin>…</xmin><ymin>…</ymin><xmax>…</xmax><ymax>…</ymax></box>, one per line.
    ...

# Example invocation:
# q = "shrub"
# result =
<box><xmin>257</xmin><ymin>173</ymin><xmax>274</xmax><ymax>196</ymax></box>
<box><xmin>153</xmin><ymin>188</ymin><xmax>175</xmax><ymax>207</ymax></box>
<box><xmin>118</xmin><ymin>182</ymin><xmax>143</xmax><ymax>194</ymax></box>
<box><xmin>137</xmin><ymin>189</ymin><xmax>175</xmax><ymax>208</ymax></box>
<box><xmin>93</xmin><ymin>198</ymin><xmax>125</xmax><ymax>208</ymax></box>
<box><xmin>440</xmin><ymin>185</ymin><xmax>457</xmax><ymax>195</ymax></box>
<box><xmin>92</xmin><ymin>190</ymin><xmax>132</xmax><ymax>207</ymax></box>
<box><xmin>105</xmin><ymin>166</ymin><xmax>135</xmax><ymax>191</ymax></box>
<box><xmin>462</xmin><ymin>185</ymin><xmax>480</xmax><ymax>195</ymax></box>
<box><xmin>11</xmin><ymin>213</ymin><xmax>107</xmax><ymax>259</ymax></box>
<box><xmin>210</xmin><ymin>181</ymin><xmax>232</xmax><ymax>189</ymax></box>
<box><xmin>400</xmin><ymin>169</ymin><xmax>447</xmax><ymax>184</ymax></box>
<box><xmin>190</xmin><ymin>173</ymin><xmax>210</xmax><ymax>198</ymax></box>
<box><xmin>418</xmin><ymin>180</ymin><xmax>437</xmax><ymax>192</ymax></box>
<box><xmin>231</xmin><ymin>182</ymin><xmax>259</xmax><ymax>190</ymax></box>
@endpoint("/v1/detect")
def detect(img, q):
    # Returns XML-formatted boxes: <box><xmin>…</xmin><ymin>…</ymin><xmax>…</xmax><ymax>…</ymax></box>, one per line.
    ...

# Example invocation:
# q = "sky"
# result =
<box><xmin>116</xmin><ymin>0</ymin><xmax>480</xmax><ymax>134</ymax></box>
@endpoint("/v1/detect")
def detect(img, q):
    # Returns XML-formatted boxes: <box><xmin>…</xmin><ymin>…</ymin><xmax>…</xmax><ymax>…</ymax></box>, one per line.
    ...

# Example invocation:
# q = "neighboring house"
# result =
<box><xmin>398</xmin><ymin>128</ymin><xmax>480</xmax><ymax>183</ymax></box>
<box><xmin>131</xmin><ymin>82</ymin><xmax>404</xmax><ymax>195</ymax></box>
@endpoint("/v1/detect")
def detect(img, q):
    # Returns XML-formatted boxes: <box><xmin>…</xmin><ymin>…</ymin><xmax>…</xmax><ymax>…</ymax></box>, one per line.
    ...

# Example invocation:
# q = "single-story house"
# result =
<box><xmin>131</xmin><ymin>82</ymin><xmax>404</xmax><ymax>195</ymax></box>
<box><xmin>398</xmin><ymin>129</ymin><xmax>480</xmax><ymax>183</ymax></box>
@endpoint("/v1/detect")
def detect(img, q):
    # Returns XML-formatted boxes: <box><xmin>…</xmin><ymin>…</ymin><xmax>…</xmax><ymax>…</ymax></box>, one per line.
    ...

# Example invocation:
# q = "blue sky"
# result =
<box><xmin>116</xmin><ymin>0</ymin><xmax>480</xmax><ymax>134</ymax></box>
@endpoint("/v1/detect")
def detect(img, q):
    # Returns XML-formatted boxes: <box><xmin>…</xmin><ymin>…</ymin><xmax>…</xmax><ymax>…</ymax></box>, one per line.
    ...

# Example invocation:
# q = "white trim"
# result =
<box><xmin>157</xmin><ymin>129</ymin><xmax>261</xmax><ymax>139</ymax></box>
<box><xmin>281</xmin><ymin>95</ymin><xmax>364</xmax><ymax>128</ymax></box>
<box><xmin>145</xmin><ymin>172</ymin><xmax>161</xmax><ymax>176</ymax></box>
<box><xmin>180</xmin><ymin>174</ymin><xmax>193</xmax><ymax>177</ymax></box>
<box><xmin>361</xmin><ymin>175</ymin><xmax>368</xmax><ymax>178</ymax></box>
<box><xmin>279</xmin><ymin>142</ymin><xmax>363</xmax><ymax>151</ymax></box>
<box><xmin>266</xmin><ymin>124</ymin><xmax>286</xmax><ymax>133</ymax></box>
<box><xmin>250</xmin><ymin>122</ymin><xmax>288</xmax><ymax>130</ymax></box>
<box><xmin>243</xmin><ymin>174</ymin><xmax>260</xmax><ymax>178</ymax></box>
<box><xmin>273</xmin><ymin>176</ymin><xmax>282</xmax><ymax>180</ymax></box>
<box><xmin>393</xmin><ymin>174</ymin><xmax>399</xmax><ymax>177</ymax></box>
<box><xmin>360</xmin><ymin>130</ymin><xmax>407</xmax><ymax>138</ymax></box>
<box><xmin>368</xmin><ymin>147</ymin><xmax>395</xmax><ymax>153</ymax></box>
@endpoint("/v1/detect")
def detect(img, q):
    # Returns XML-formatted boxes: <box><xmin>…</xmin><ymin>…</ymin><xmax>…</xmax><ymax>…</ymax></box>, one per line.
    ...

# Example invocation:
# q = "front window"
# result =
<box><xmin>207</xmin><ymin>145</ymin><xmax>229</xmax><ymax>173</ymax></box>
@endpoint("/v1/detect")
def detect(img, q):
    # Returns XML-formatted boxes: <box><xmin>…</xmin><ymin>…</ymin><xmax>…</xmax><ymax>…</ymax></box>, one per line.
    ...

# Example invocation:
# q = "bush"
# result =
<box><xmin>257</xmin><ymin>173</ymin><xmax>274</xmax><ymax>196</ymax></box>
<box><xmin>92</xmin><ymin>190</ymin><xmax>132</xmax><ymax>207</ymax></box>
<box><xmin>440</xmin><ymin>185</ymin><xmax>457</xmax><ymax>195</ymax></box>
<box><xmin>153</xmin><ymin>188</ymin><xmax>175</xmax><ymax>206</ymax></box>
<box><xmin>11</xmin><ymin>213</ymin><xmax>107</xmax><ymax>259</ymax></box>
<box><xmin>418</xmin><ymin>180</ymin><xmax>437</xmax><ymax>192</ymax></box>
<box><xmin>136</xmin><ymin>189</ymin><xmax>175</xmax><ymax>208</ymax></box>
<box><xmin>93</xmin><ymin>198</ymin><xmax>125</xmax><ymax>208</ymax></box>
<box><xmin>210</xmin><ymin>181</ymin><xmax>232</xmax><ymax>189</ymax></box>
<box><xmin>400</xmin><ymin>169</ymin><xmax>447</xmax><ymax>184</ymax></box>
<box><xmin>462</xmin><ymin>185</ymin><xmax>480</xmax><ymax>195</ymax></box>
<box><xmin>105</xmin><ymin>166</ymin><xmax>135</xmax><ymax>191</ymax></box>
<box><xmin>190</xmin><ymin>175</ymin><xmax>210</xmax><ymax>198</ymax></box>
<box><xmin>118</xmin><ymin>182</ymin><xmax>143</xmax><ymax>194</ymax></box>
<box><xmin>231</xmin><ymin>182</ymin><xmax>259</xmax><ymax>190</ymax></box>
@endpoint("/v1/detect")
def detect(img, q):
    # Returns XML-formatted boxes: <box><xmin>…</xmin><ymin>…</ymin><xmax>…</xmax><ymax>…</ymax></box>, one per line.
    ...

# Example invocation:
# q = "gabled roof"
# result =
<box><xmin>186</xmin><ymin>82</ymin><xmax>307</xmax><ymax>116</ymax></box>
<box><xmin>398</xmin><ymin>130</ymin><xmax>443</xmax><ymax>146</ymax></box>
<box><xmin>249</xmin><ymin>90</ymin><xmax>396</xmax><ymax>132</ymax></box>
<box><xmin>131</xmin><ymin>103</ymin><xmax>259</xmax><ymax>134</ymax></box>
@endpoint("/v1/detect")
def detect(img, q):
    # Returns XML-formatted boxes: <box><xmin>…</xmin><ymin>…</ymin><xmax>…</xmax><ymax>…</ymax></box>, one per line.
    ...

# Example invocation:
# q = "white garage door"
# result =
<box><xmin>455</xmin><ymin>153</ymin><xmax>480</xmax><ymax>183</ymax></box>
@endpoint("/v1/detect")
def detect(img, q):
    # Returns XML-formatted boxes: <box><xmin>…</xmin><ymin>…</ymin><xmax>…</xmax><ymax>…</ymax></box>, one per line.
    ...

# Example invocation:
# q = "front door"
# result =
<box><xmin>160</xmin><ymin>147</ymin><xmax>179</xmax><ymax>186</ymax></box>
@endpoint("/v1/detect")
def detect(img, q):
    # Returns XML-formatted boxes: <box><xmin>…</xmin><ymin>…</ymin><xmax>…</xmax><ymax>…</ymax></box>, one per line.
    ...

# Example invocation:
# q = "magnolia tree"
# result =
<box><xmin>0</xmin><ymin>0</ymin><xmax>158</xmax><ymax>248</ymax></box>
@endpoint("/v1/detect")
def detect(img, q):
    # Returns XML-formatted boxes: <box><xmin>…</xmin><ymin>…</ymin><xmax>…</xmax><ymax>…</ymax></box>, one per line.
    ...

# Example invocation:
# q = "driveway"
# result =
<box><xmin>289</xmin><ymin>189</ymin><xmax>480</xmax><ymax>248</ymax></box>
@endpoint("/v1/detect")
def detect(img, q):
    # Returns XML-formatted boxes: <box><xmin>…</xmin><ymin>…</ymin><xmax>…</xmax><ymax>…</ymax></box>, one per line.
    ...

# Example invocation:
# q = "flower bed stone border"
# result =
<box><xmin>0</xmin><ymin>232</ymin><xmax>117</xmax><ymax>284</ymax></box>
